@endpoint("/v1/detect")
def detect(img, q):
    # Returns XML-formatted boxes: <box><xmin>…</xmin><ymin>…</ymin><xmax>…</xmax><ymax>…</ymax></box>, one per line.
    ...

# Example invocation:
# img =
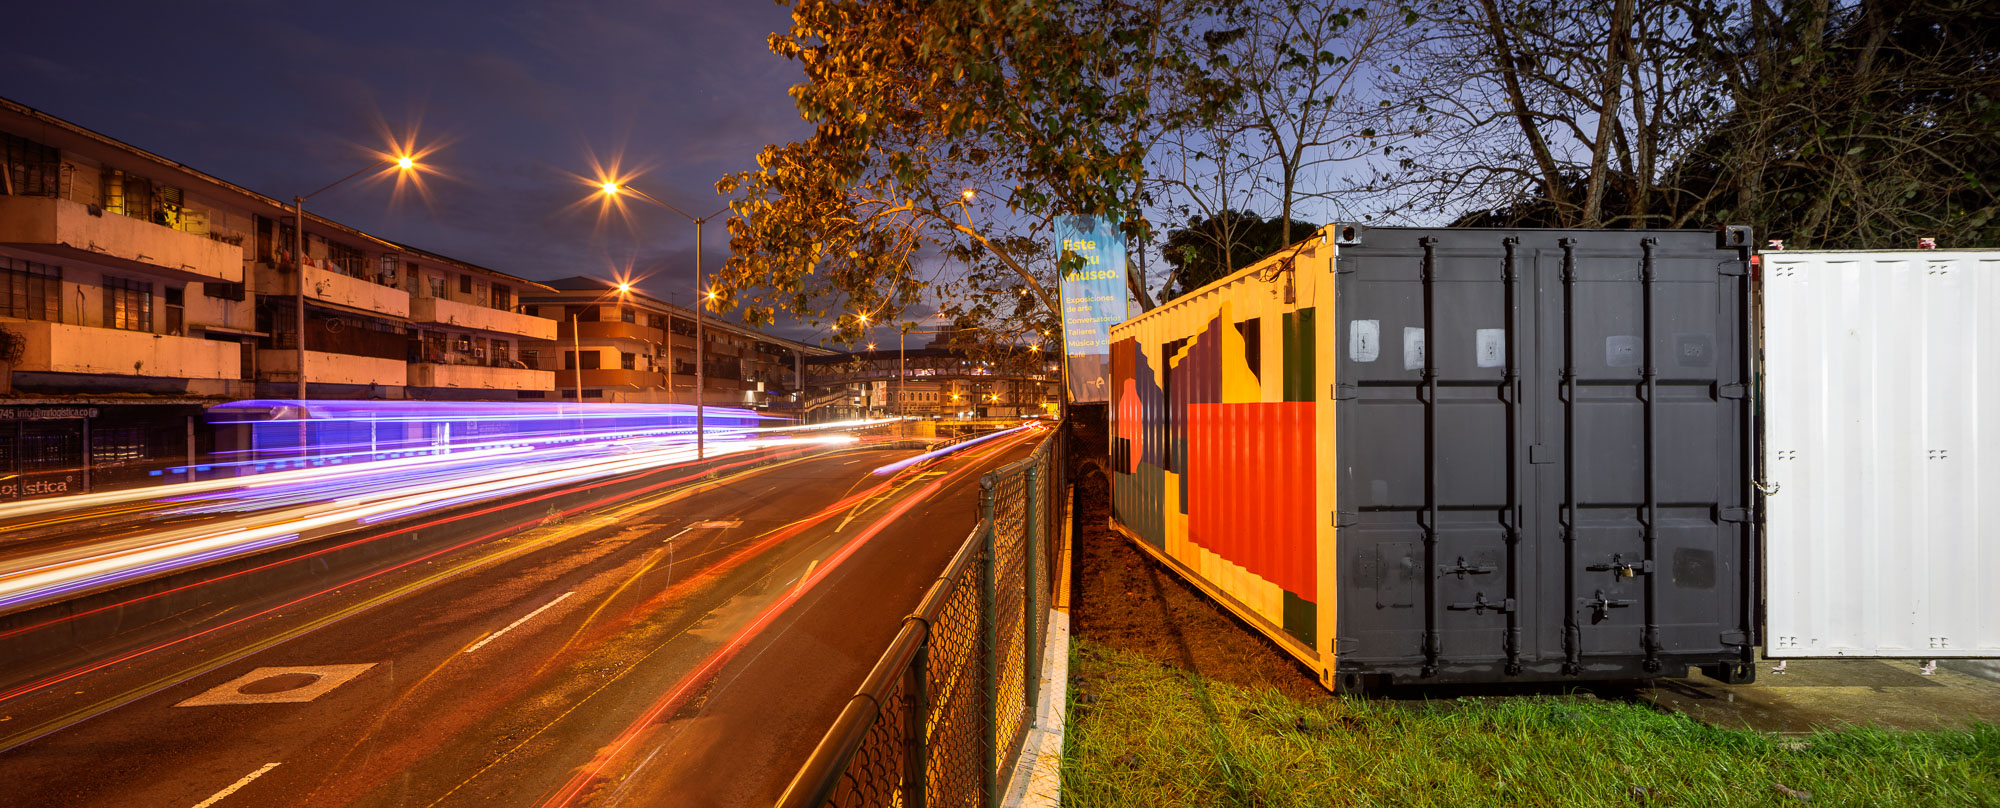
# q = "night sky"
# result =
<box><xmin>3</xmin><ymin>1</ymin><xmax>816</xmax><ymax>335</ymax></box>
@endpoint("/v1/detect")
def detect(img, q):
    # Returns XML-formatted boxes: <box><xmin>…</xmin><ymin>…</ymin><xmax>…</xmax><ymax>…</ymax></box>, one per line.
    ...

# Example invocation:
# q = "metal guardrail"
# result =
<box><xmin>777</xmin><ymin>423</ymin><xmax>1068</xmax><ymax>808</ymax></box>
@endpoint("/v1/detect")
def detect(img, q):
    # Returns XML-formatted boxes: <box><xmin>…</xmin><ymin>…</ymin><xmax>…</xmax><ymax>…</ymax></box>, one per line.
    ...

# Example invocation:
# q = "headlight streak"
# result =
<box><xmin>0</xmin><ymin>438</ymin><xmax>843</xmax><ymax>714</ymax></box>
<box><xmin>534</xmin><ymin>426</ymin><xmax>1041</xmax><ymax>808</ymax></box>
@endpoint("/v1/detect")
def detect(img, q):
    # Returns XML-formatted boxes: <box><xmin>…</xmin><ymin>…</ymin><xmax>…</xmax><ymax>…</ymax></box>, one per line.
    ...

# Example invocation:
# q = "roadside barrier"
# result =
<box><xmin>777</xmin><ymin>422</ymin><xmax>1068</xmax><ymax>808</ymax></box>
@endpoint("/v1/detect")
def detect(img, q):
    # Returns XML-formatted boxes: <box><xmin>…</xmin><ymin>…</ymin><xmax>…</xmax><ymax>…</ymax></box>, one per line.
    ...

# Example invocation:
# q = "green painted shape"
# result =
<box><xmin>1289</xmin><ymin>307</ymin><xmax>1317</xmax><ymax>403</ymax></box>
<box><xmin>1113</xmin><ymin>460</ymin><xmax>1167</xmax><ymax>548</ymax></box>
<box><xmin>1283</xmin><ymin>589</ymin><xmax>1317</xmax><ymax>647</ymax></box>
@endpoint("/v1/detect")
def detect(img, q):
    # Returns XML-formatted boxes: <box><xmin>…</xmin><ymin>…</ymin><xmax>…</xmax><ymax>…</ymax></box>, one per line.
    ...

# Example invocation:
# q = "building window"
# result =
<box><xmin>492</xmin><ymin>285</ymin><xmax>513</xmax><ymax>312</ymax></box>
<box><xmin>0</xmin><ymin>257</ymin><xmax>61</xmax><ymax>322</ymax></box>
<box><xmin>620</xmin><ymin>307</ymin><xmax>636</xmax><ymax>323</ymax></box>
<box><xmin>378</xmin><ymin>254</ymin><xmax>399</xmax><ymax>286</ymax></box>
<box><xmin>565</xmin><ymin>351</ymin><xmax>601</xmax><ymax>370</ymax></box>
<box><xmin>103</xmin><ymin>277</ymin><xmax>153</xmax><ymax>332</ymax></box>
<box><xmin>164</xmin><ymin>287</ymin><xmax>184</xmax><ymax>335</ymax></box>
<box><xmin>326</xmin><ymin>240</ymin><xmax>367</xmax><ymax>278</ymax></box>
<box><xmin>620</xmin><ymin>352</ymin><xmax>636</xmax><ymax>370</ymax></box>
<box><xmin>459</xmin><ymin>274</ymin><xmax>472</xmax><ymax>294</ymax></box>
<box><xmin>428</xmin><ymin>274</ymin><xmax>449</xmax><ymax>299</ymax></box>
<box><xmin>2</xmin><ymin>133</ymin><xmax>60</xmax><ymax>197</ymax></box>
<box><xmin>202</xmin><ymin>281</ymin><xmax>245</xmax><ymax>301</ymax></box>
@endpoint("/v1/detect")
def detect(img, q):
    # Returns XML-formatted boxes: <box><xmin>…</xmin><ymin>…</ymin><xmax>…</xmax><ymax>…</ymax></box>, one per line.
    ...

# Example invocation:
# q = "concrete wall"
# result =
<box><xmin>0</xmin><ymin>196</ymin><xmax>242</xmax><ymax>284</ymax></box>
<box><xmin>7</xmin><ymin>319</ymin><xmax>237</xmax><ymax>379</ymax></box>
<box><xmin>408</xmin><ymin>363</ymin><xmax>555</xmax><ymax>391</ymax></box>
<box><xmin>411</xmin><ymin>296</ymin><xmax>555</xmax><ymax>339</ymax></box>
<box><xmin>258</xmin><ymin>349</ymin><xmax>405</xmax><ymax>387</ymax></box>
<box><xmin>301</xmin><ymin>265</ymin><xmax>410</xmax><ymax>318</ymax></box>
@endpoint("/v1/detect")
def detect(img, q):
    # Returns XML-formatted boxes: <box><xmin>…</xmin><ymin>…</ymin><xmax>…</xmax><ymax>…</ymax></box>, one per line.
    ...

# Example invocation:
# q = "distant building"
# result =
<box><xmin>518</xmin><ymin>277</ymin><xmax>833</xmax><ymax>410</ymax></box>
<box><xmin>802</xmin><ymin>339</ymin><xmax>1062</xmax><ymax>422</ymax></box>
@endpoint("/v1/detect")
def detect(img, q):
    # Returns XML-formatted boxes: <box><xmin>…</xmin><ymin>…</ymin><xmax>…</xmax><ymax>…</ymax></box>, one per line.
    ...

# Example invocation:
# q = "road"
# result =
<box><xmin>0</xmin><ymin>427</ymin><xmax>1040</xmax><ymax>807</ymax></box>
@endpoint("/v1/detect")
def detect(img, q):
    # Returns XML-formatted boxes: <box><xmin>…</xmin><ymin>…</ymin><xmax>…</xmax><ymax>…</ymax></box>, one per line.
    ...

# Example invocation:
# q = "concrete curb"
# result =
<box><xmin>1002</xmin><ymin>609</ymin><xmax>1068</xmax><ymax>808</ymax></box>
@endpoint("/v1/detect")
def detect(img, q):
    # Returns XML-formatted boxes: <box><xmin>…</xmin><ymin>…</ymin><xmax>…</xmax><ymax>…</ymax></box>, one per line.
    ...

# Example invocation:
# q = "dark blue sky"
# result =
<box><xmin>4</xmin><ymin>1</ymin><xmax>815</xmax><ymax>334</ymax></box>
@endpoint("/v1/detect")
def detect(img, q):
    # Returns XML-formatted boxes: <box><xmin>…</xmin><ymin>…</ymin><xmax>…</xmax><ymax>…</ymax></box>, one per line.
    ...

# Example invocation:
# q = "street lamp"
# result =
<box><xmin>597</xmin><ymin>181</ymin><xmax>728</xmax><ymax>458</ymax></box>
<box><xmin>292</xmin><ymin>153</ymin><xmax>421</xmax><ymax>400</ymax></box>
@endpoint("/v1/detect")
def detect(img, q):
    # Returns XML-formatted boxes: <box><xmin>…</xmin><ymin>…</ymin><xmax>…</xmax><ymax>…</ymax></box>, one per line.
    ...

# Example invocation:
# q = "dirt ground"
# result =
<box><xmin>1065</xmin><ymin>466</ymin><xmax>2000</xmax><ymax>732</ymax></box>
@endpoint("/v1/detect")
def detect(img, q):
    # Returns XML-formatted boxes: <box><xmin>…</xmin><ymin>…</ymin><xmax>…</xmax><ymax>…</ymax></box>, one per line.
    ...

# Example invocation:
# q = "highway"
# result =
<box><xmin>0</xmin><ymin>424</ymin><xmax>1041</xmax><ymax>807</ymax></box>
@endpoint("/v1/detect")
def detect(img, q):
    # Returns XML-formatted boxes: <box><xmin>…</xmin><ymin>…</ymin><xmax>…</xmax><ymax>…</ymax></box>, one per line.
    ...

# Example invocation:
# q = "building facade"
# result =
<box><xmin>0</xmin><ymin>96</ymin><xmax>560</xmax><ymax>499</ymax></box>
<box><xmin>519</xmin><ymin>277</ymin><xmax>832</xmax><ymax>411</ymax></box>
<box><xmin>802</xmin><ymin>341</ymin><xmax>1062</xmax><ymax>422</ymax></box>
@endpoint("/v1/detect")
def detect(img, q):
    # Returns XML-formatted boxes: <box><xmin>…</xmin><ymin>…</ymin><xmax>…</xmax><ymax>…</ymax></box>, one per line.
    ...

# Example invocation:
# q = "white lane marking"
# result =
<box><xmin>464</xmin><ymin>592</ymin><xmax>575</xmax><ymax>654</ymax></box>
<box><xmin>190</xmin><ymin>762</ymin><xmax>280</xmax><ymax>808</ymax></box>
<box><xmin>177</xmin><ymin>664</ymin><xmax>376</xmax><ymax>707</ymax></box>
<box><xmin>662</xmin><ymin>525</ymin><xmax>699</xmax><ymax>542</ymax></box>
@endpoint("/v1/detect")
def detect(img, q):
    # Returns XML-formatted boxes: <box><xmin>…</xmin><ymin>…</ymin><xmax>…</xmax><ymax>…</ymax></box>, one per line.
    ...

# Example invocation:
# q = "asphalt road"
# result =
<box><xmin>0</xmin><ymin>430</ymin><xmax>1038</xmax><ymax>808</ymax></box>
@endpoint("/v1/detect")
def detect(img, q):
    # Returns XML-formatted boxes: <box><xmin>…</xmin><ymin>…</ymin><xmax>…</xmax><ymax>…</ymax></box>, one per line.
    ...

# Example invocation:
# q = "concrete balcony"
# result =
<box><xmin>572</xmin><ymin>368</ymin><xmax>664</xmax><ymax>389</ymax></box>
<box><xmin>4</xmin><ymin>319</ymin><xmax>237</xmax><ymax>379</ymax></box>
<box><xmin>409</xmin><ymin>362</ymin><xmax>556</xmax><ymax>391</ymax></box>
<box><xmin>257</xmin><ymin>349</ymin><xmax>405</xmax><ymax>387</ymax></box>
<box><xmin>411</xmin><ymin>297</ymin><xmax>556</xmax><ymax>340</ymax></box>
<box><xmin>565</xmin><ymin>320</ymin><xmax>658</xmax><ymax>342</ymax></box>
<box><xmin>0</xmin><ymin>196</ymin><xmax>243</xmax><ymax>284</ymax></box>
<box><xmin>302</xmin><ymin>265</ymin><xmax>409</xmax><ymax>318</ymax></box>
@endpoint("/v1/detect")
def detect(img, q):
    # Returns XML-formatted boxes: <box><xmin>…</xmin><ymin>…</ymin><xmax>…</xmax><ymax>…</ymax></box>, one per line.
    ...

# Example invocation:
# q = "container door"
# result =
<box><xmin>1763</xmin><ymin>251</ymin><xmax>2000</xmax><ymax>658</ymax></box>
<box><xmin>1336</xmin><ymin>228</ymin><xmax>1753</xmax><ymax>682</ymax></box>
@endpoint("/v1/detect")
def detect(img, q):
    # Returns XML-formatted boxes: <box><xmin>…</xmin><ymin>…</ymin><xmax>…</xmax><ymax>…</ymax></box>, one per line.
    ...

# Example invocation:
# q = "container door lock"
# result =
<box><xmin>1587</xmin><ymin>554</ymin><xmax>1653</xmax><ymax>578</ymax></box>
<box><xmin>1447</xmin><ymin>593</ymin><xmax>1515</xmax><ymax>614</ymax></box>
<box><xmin>1583</xmin><ymin>590</ymin><xmax>1635</xmax><ymax>622</ymax></box>
<box><xmin>1438</xmin><ymin>557</ymin><xmax>1497</xmax><ymax>578</ymax></box>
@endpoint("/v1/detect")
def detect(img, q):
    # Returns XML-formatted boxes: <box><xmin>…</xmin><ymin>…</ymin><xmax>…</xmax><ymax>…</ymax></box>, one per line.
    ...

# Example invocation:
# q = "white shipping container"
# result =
<box><xmin>1762</xmin><ymin>249</ymin><xmax>2000</xmax><ymax>657</ymax></box>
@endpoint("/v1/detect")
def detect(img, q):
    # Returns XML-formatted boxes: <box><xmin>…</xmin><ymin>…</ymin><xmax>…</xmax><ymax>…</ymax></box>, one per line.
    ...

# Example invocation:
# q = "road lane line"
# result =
<box><xmin>190</xmin><ymin>762</ymin><xmax>280</xmax><ymax>808</ymax></box>
<box><xmin>465</xmin><ymin>592</ymin><xmax>576</xmax><ymax>654</ymax></box>
<box><xmin>793</xmin><ymin>559</ymin><xmax>819</xmax><ymax>594</ymax></box>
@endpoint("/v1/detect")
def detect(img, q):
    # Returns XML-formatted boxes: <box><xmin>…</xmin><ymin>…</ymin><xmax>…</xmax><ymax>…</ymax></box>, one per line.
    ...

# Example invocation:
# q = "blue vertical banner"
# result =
<box><xmin>1054</xmin><ymin>215</ymin><xmax>1127</xmax><ymax>403</ymax></box>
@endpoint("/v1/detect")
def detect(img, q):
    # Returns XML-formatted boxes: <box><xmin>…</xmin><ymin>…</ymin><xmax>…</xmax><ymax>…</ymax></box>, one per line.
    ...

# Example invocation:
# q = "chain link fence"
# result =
<box><xmin>778</xmin><ymin>422</ymin><xmax>1068</xmax><ymax>808</ymax></box>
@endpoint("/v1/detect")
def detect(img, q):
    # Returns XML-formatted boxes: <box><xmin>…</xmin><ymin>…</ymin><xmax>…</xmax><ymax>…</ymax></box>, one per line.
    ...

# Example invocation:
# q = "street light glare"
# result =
<box><xmin>395</xmin><ymin>155</ymin><xmax>415</xmax><ymax>170</ymax></box>
<box><xmin>600</xmin><ymin>180</ymin><xmax>621</xmax><ymax>196</ymax></box>
<box><xmin>616</xmin><ymin>282</ymin><xmax>632</xmax><ymax>293</ymax></box>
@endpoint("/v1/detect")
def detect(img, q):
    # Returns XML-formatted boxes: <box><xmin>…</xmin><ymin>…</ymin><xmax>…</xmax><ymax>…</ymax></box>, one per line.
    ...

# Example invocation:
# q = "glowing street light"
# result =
<box><xmin>591</xmin><ymin>177</ymin><xmax>728</xmax><ymax>457</ymax></box>
<box><xmin>292</xmin><ymin>150</ymin><xmax>423</xmax><ymax>402</ymax></box>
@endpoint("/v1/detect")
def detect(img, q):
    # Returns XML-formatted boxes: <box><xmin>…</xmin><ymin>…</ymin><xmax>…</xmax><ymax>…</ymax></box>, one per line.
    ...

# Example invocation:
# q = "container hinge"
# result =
<box><xmin>1718</xmin><ymin>258</ymin><xmax>1747</xmax><ymax>277</ymax></box>
<box><xmin>1719</xmin><ymin>630</ymin><xmax>1749</xmax><ymax>647</ymax></box>
<box><xmin>1331</xmin><ymin>382</ymin><xmax>1357</xmax><ymax>401</ymax></box>
<box><xmin>1584</xmin><ymin>591</ymin><xmax>1635</xmax><ymax>622</ymax></box>
<box><xmin>1718</xmin><ymin>383</ymin><xmax>1748</xmax><ymax>399</ymax></box>
<box><xmin>1333</xmin><ymin>509</ymin><xmax>1357</xmax><ymax>528</ymax></box>
<box><xmin>1438</xmin><ymin>557</ymin><xmax>1497</xmax><ymax>578</ymax></box>
<box><xmin>1719</xmin><ymin>507</ymin><xmax>1751</xmax><ymax>523</ymax></box>
<box><xmin>1587</xmin><ymin>554</ymin><xmax>1653</xmax><ymax>578</ymax></box>
<box><xmin>1447</xmin><ymin>594</ymin><xmax>1515</xmax><ymax>614</ymax></box>
<box><xmin>1528</xmin><ymin>443</ymin><xmax>1553</xmax><ymax>464</ymax></box>
<box><xmin>1335</xmin><ymin>257</ymin><xmax>1359</xmax><ymax>275</ymax></box>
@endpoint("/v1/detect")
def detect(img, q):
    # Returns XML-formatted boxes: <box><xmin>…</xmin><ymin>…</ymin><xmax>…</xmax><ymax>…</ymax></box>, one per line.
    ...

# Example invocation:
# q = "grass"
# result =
<box><xmin>1060</xmin><ymin>639</ymin><xmax>2000</xmax><ymax>807</ymax></box>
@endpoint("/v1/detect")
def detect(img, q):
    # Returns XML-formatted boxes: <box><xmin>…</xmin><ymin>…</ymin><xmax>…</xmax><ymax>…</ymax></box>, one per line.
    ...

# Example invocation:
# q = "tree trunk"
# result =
<box><xmin>1475</xmin><ymin>0</ymin><xmax>1571</xmax><ymax>220</ymax></box>
<box><xmin>1582</xmin><ymin>0</ymin><xmax>1634</xmax><ymax>227</ymax></box>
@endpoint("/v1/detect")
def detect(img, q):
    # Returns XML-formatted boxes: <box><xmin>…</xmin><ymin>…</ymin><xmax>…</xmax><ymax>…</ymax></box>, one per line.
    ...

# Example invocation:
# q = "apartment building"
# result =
<box><xmin>803</xmin><ymin>343</ymin><xmax>1063</xmax><ymax>421</ymax></box>
<box><xmin>519</xmin><ymin>277</ymin><xmax>830</xmax><ymax>409</ymax></box>
<box><xmin>0</xmin><ymin>97</ymin><xmax>559</xmax><ymax>499</ymax></box>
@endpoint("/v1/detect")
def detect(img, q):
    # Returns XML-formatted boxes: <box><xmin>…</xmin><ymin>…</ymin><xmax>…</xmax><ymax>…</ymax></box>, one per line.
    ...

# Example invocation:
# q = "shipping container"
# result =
<box><xmin>1762</xmin><ymin>249</ymin><xmax>2000</xmax><ymax>658</ymax></box>
<box><xmin>1109</xmin><ymin>225</ymin><xmax>1758</xmax><ymax>690</ymax></box>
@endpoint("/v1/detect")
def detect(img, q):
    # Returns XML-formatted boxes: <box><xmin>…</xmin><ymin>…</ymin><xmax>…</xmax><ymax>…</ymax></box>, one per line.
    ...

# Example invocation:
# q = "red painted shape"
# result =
<box><xmin>1186</xmin><ymin>402</ymin><xmax>1315</xmax><ymax>601</ymax></box>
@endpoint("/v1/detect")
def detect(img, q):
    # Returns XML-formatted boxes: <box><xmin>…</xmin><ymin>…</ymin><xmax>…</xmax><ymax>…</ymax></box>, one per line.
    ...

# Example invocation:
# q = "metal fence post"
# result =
<box><xmin>1023</xmin><ymin>462</ymin><xmax>1041</xmax><ymax>720</ymax></box>
<box><xmin>977</xmin><ymin>473</ymin><xmax>999</xmax><ymax>808</ymax></box>
<box><xmin>905</xmin><ymin>632</ymin><xmax>929</xmax><ymax>808</ymax></box>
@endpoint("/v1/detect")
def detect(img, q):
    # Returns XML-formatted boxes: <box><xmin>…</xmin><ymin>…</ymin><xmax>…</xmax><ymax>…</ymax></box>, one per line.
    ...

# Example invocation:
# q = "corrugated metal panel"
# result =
<box><xmin>1110</xmin><ymin>233</ymin><xmax>1339</xmax><ymax>681</ymax></box>
<box><xmin>1762</xmin><ymin>250</ymin><xmax>2000</xmax><ymax>658</ymax></box>
<box><xmin>1112</xmin><ymin>225</ymin><xmax>1756</xmax><ymax>689</ymax></box>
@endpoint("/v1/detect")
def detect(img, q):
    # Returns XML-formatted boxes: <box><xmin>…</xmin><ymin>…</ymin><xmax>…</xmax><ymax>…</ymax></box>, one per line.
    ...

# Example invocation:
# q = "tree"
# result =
<box><xmin>1158</xmin><ymin>210</ymin><xmax>1320</xmax><ymax>298</ymax></box>
<box><xmin>715</xmin><ymin>0</ymin><xmax>1207</xmax><ymax>344</ymax></box>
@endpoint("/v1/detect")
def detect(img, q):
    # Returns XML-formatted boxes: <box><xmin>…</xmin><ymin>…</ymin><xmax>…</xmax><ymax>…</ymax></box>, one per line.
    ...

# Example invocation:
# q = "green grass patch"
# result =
<box><xmin>1060</xmin><ymin>639</ymin><xmax>2000</xmax><ymax>807</ymax></box>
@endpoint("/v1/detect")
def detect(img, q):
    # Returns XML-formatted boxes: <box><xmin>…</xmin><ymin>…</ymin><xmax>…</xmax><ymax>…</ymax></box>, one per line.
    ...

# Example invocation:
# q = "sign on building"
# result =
<box><xmin>1054</xmin><ymin>215</ymin><xmax>1128</xmax><ymax>403</ymax></box>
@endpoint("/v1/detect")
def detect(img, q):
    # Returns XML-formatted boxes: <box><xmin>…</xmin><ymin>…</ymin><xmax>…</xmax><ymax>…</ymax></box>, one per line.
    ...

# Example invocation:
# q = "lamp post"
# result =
<box><xmin>569</xmin><ymin>283</ymin><xmax>632</xmax><ymax>403</ymax></box>
<box><xmin>596</xmin><ymin>181</ymin><xmax>727</xmax><ymax>458</ymax></box>
<box><xmin>291</xmin><ymin>154</ymin><xmax>418</xmax><ymax>401</ymax></box>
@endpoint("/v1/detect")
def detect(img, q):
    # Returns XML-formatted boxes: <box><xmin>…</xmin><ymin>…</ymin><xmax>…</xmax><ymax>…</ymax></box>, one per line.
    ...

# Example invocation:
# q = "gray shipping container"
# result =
<box><xmin>1108</xmin><ymin>224</ymin><xmax>1758</xmax><ymax>690</ymax></box>
<box><xmin>1334</xmin><ymin>226</ymin><xmax>1756</xmax><ymax>686</ymax></box>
